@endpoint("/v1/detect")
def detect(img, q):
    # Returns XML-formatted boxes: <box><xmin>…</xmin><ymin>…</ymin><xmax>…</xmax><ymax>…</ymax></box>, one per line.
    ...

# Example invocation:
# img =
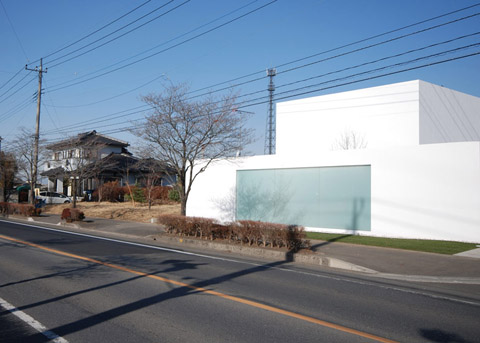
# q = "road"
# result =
<box><xmin>0</xmin><ymin>220</ymin><xmax>479</xmax><ymax>342</ymax></box>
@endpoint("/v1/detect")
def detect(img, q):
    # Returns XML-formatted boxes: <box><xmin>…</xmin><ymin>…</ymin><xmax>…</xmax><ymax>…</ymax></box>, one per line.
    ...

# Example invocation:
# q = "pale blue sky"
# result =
<box><xmin>1</xmin><ymin>0</ymin><xmax>479</xmax><ymax>154</ymax></box>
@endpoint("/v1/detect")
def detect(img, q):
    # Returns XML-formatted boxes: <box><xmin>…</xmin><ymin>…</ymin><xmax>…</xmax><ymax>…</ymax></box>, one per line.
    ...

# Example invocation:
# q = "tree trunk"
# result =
<box><xmin>29</xmin><ymin>181</ymin><xmax>35</xmax><ymax>205</ymax></box>
<box><xmin>180</xmin><ymin>199</ymin><xmax>186</xmax><ymax>216</ymax></box>
<box><xmin>72</xmin><ymin>178</ymin><xmax>77</xmax><ymax>208</ymax></box>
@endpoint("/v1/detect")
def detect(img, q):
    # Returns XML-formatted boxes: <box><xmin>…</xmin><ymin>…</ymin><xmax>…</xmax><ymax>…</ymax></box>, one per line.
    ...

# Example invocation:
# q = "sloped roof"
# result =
<box><xmin>40</xmin><ymin>166</ymin><xmax>65</xmax><ymax>177</ymax></box>
<box><xmin>46</xmin><ymin>130</ymin><xmax>129</xmax><ymax>150</ymax></box>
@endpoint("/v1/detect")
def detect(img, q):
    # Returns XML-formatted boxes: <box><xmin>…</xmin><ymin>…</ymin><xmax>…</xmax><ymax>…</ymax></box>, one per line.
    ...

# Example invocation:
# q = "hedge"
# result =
<box><xmin>0</xmin><ymin>202</ymin><xmax>39</xmax><ymax>216</ymax></box>
<box><xmin>157</xmin><ymin>215</ymin><xmax>310</xmax><ymax>251</ymax></box>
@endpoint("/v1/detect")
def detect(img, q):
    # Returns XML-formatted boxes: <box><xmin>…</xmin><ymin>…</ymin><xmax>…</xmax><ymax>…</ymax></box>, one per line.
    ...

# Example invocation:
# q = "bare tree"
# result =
<box><xmin>134</xmin><ymin>158</ymin><xmax>168</xmax><ymax>210</ymax></box>
<box><xmin>135</xmin><ymin>84</ymin><xmax>253</xmax><ymax>215</ymax></box>
<box><xmin>331</xmin><ymin>130</ymin><xmax>368</xmax><ymax>150</ymax></box>
<box><xmin>11</xmin><ymin>128</ymin><xmax>46</xmax><ymax>203</ymax></box>
<box><xmin>0</xmin><ymin>151</ymin><xmax>18</xmax><ymax>202</ymax></box>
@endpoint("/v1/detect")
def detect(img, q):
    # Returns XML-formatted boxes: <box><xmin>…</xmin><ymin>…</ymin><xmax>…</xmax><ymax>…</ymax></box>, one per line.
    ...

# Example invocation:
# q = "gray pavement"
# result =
<box><xmin>2</xmin><ymin>214</ymin><xmax>479</xmax><ymax>284</ymax></box>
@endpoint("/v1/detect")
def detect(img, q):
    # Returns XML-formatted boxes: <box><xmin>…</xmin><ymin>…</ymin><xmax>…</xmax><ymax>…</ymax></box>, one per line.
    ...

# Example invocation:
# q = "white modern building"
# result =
<box><xmin>187</xmin><ymin>80</ymin><xmax>480</xmax><ymax>243</ymax></box>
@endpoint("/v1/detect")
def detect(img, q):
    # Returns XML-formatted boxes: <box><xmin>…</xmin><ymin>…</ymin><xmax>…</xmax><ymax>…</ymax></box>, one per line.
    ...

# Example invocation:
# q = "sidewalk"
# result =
<box><xmin>3</xmin><ymin>214</ymin><xmax>480</xmax><ymax>284</ymax></box>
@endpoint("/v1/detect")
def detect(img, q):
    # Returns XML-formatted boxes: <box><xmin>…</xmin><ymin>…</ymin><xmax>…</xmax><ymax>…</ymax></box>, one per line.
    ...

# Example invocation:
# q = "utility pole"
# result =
<box><xmin>264</xmin><ymin>68</ymin><xmax>276</xmax><ymax>155</ymax></box>
<box><xmin>25</xmin><ymin>58</ymin><xmax>47</xmax><ymax>204</ymax></box>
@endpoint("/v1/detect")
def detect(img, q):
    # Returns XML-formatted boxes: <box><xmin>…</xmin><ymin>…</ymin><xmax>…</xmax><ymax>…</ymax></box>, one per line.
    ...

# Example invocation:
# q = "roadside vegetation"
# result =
<box><xmin>158</xmin><ymin>216</ymin><xmax>309</xmax><ymax>251</ymax></box>
<box><xmin>305</xmin><ymin>232</ymin><xmax>478</xmax><ymax>255</ymax></box>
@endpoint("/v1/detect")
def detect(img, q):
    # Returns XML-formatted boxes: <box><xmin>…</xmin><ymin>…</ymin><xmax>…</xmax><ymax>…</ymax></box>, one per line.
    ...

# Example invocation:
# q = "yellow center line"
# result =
<box><xmin>0</xmin><ymin>233</ymin><xmax>399</xmax><ymax>343</ymax></box>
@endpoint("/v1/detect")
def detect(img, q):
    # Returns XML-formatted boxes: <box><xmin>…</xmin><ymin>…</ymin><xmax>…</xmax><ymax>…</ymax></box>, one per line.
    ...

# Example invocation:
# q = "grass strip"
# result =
<box><xmin>305</xmin><ymin>232</ymin><xmax>478</xmax><ymax>255</ymax></box>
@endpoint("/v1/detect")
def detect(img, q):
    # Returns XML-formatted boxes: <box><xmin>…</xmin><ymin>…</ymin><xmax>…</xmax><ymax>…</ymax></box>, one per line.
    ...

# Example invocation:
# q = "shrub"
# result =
<box><xmin>168</xmin><ymin>188</ymin><xmax>180</xmax><ymax>202</ymax></box>
<box><xmin>0</xmin><ymin>202</ymin><xmax>7</xmax><ymax>215</ymax></box>
<box><xmin>96</xmin><ymin>181</ymin><xmax>125</xmax><ymax>202</ymax></box>
<box><xmin>61</xmin><ymin>208</ymin><xmax>85</xmax><ymax>222</ymax></box>
<box><xmin>158</xmin><ymin>215</ymin><xmax>187</xmax><ymax>235</ymax></box>
<box><xmin>0</xmin><ymin>202</ymin><xmax>38</xmax><ymax>217</ymax></box>
<box><xmin>148</xmin><ymin>186</ymin><xmax>171</xmax><ymax>200</ymax></box>
<box><xmin>158</xmin><ymin>215</ymin><xmax>309</xmax><ymax>251</ymax></box>
<box><xmin>124</xmin><ymin>185</ymin><xmax>146</xmax><ymax>203</ymax></box>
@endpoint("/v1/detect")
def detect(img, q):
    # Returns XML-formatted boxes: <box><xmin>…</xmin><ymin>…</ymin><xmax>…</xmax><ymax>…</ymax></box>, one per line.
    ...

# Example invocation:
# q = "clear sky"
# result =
<box><xmin>1</xmin><ymin>0</ymin><xmax>479</xmax><ymax>155</ymax></box>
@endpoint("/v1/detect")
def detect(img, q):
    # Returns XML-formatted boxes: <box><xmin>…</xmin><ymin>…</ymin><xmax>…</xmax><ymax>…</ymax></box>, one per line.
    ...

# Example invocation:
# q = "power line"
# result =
<box><xmin>47</xmin><ymin>0</ymin><xmax>187</xmax><ymax>68</ymax></box>
<box><xmin>0</xmin><ymin>0</ymin><xmax>29</xmax><ymax>62</ymax></box>
<box><xmin>185</xmin><ymin>2</ymin><xmax>480</xmax><ymax>96</ymax></box>
<box><xmin>276</xmin><ymin>32</ymin><xmax>480</xmax><ymax>90</ymax></box>
<box><xmin>185</xmin><ymin>12</ymin><xmax>480</xmax><ymax>102</ymax></box>
<box><xmin>0</xmin><ymin>95</ymin><xmax>35</xmax><ymax>123</ymax></box>
<box><xmin>0</xmin><ymin>67</ymin><xmax>24</xmax><ymax>91</ymax></box>
<box><xmin>46</xmin><ymin>73</ymin><xmax>167</xmax><ymax>108</ymax></box>
<box><xmin>46</xmin><ymin>0</ymin><xmax>261</xmax><ymax>91</ymax></box>
<box><xmin>213</xmin><ymin>32</ymin><xmax>480</xmax><ymax>108</ymax></box>
<box><xmin>40</xmin><ymin>0</ymin><xmax>152</xmax><ymax>62</ymax></box>
<box><xmin>0</xmin><ymin>74</ymin><xmax>37</xmax><ymax>105</ymax></box>
<box><xmin>229</xmin><ymin>43</ymin><xmax>480</xmax><ymax>110</ymax></box>
<box><xmin>46</xmin><ymin>0</ymin><xmax>278</xmax><ymax>93</ymax></box>
<box><xmin>41</xmin><ymin>48</ymin><xmax>480</xmax><ymax>137</ymax></box>
<box><xmin>278</xmin><ymin>12</ymin><xmax>480</xmax><ymax>76</ymax></box>
<box><xmin>40</xmin><ymin>104</ymin><xmax>150</xmax><ymax>135</ymax></box>
<box><xmin>243</xmin><ymin>51</ymin><xmax>480</xmax><ymax>109</ymax></box>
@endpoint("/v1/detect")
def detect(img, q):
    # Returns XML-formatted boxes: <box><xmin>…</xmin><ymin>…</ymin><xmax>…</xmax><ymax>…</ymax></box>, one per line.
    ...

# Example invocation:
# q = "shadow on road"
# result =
<box><xmin>310</xmin><ymin>234</ymin><xmax>353</xmax><ymax>252</ymax></box>
<box><xmin>13</xmin><ymin>244</ymin><xmax>298</xmax><ymax>341</ymax></box>
<box><xmin>419</xmin><ymin>328</ymin><xmax>469</xmax><ymax>343</ymax></box>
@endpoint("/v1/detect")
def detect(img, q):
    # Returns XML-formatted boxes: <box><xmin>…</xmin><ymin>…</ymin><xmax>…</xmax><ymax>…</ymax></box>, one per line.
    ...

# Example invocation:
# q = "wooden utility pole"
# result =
<box><xmin>25</xmin><ymin>58</ymin><xmax>47</xmax><ymax>204</ymax></box>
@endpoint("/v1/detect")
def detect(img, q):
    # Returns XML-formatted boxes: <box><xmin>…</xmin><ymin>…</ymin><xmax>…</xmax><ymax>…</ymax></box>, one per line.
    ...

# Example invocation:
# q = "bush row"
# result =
<box><xmin>92</xmin><ymin>181</ymin><xmax>177</xmax><ymax>203</ymax></box>
<box><xmin>157</xmin><ymin>215</ymin><xmax>310</xmax><ymax>251</ymax></box>
<box><xmin>0</xmin><ymin>202</ymin><xmax>40</xmax><ymax>216</ymax></box>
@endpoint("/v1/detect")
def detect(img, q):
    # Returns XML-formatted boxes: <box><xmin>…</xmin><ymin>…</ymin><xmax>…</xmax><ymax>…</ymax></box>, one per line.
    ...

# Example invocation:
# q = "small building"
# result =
<box><xmin>187</xmin><ymin>80</ymin><xmax>480</xmax><ymax>243</ymax></box>
<box><xmin>42</xmin><ymin>130</ymin><xmax>175</xmax><ymax>196</ymax></box>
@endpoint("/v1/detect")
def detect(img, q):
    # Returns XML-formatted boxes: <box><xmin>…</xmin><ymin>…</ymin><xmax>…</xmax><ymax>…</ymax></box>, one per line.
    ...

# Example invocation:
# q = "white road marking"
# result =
<box><xmin>0</xmin><ymin>296</ymin><xmax>69</xmax><ymax>343</ymax></box>
<box><xmin>1</xmin><ymin>219</ymin><xmax>480</xmax><ymax>307</ymax></box>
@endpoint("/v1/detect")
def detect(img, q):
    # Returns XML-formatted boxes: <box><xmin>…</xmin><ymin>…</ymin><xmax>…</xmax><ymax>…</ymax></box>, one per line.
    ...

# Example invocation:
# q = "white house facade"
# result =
<box><xmin>186</xmin><ymin>80</ymin><xmax>480</xmax><ymax>243</ymax></box>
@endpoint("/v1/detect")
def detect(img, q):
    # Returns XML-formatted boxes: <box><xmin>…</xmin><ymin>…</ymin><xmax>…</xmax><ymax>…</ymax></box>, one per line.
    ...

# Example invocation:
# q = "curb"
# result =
<box><xmin>151</xmin><ymin>234</ymin><xmax>377</xmax><ymax>274</ymax></box>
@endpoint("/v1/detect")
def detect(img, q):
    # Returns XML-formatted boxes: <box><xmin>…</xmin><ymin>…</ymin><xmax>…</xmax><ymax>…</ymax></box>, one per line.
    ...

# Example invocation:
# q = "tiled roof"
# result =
<box><xmin>46</xmin><ymin>130</ymin><xmax>129</xmax><ymax>150</ymax></box>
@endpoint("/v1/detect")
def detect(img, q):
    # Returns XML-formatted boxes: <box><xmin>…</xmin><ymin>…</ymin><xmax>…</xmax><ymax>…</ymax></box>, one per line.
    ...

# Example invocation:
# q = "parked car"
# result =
<box><xmin>37</xmin><ymin>191</ymin><xmax>72</xmax><ymax>204</ymax></box>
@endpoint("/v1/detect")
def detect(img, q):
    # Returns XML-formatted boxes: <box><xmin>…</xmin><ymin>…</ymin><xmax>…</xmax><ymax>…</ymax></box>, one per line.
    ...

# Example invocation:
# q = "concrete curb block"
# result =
<box><xmin>152</xmin><ymin>235</ymin><xmax>377</xmax><ymax>273</ymax></box>
<box><xmin>370</xmin><ymin>273</ymin><xmax>480</xmax><ymax>284</ymax></box>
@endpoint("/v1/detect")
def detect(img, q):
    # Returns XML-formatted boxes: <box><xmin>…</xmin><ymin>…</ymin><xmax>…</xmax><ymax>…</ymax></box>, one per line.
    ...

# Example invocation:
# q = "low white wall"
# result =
<box><xmin>187</xmin><ymin>142</ymin><xmax>480</xmax><ymax>243</ymax></box>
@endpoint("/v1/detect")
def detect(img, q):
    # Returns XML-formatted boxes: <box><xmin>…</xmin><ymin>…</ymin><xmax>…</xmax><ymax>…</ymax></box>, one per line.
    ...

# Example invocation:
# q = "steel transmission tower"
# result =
<box><xmin>264</xmin><ymin>68</ymin><xmax>276</xmax><ymax>155</ymax></box>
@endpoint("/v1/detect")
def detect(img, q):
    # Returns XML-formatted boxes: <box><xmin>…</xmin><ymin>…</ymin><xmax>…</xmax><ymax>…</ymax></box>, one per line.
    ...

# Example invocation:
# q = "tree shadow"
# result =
<box><xmin>20</xmin><ymin>247</ymin><xmax>297</xmax><ymax>340</ymax></box>
<box><xmin>0</xmin><ymin>264</ymin><xmax>98</xmax><ymax>288</ymax></box>
<box><xmin>419</xmin><ymin>328</ymin><xmax>470</xmax><ymax>343</ymax></box>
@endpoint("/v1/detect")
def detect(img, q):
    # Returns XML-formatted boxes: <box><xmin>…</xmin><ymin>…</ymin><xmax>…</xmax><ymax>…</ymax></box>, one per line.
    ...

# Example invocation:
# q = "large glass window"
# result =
<box><xmin>236</xmin><ymin>165</ymin><xmax>371</xmax><ymax>231</ymax></box>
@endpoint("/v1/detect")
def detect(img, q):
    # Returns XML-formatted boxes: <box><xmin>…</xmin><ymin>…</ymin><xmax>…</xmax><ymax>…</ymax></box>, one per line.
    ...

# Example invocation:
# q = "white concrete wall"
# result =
<box><xmin>187</xmin><ymin>80</ymin><xmax>480</xmax><ymax>242</ymax></box>
<box><xmin>370</xmin><ymin>142</ymin><xmax>480</xmax><ymax>242</ymax></box>
<box><xmin>187</xmin><ymin>142</ymin><xmax>480</xmax><ymax>243</ymax></box>
<box><xmin>419</xmin><ymin>80</ymin><xmax>480</xmax><ymax>144</ymax></box>
<box><xmin>276</xmin><ymin>80</ymin><xmax>420</xmax><ymax>155</ymax></box>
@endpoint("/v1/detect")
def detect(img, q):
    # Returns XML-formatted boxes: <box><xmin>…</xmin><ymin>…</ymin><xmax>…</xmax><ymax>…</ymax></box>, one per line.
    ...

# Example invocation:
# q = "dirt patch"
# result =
<box><xmin>42</xmin><ymin>201</ymin><xmax>181</xmax><ymax>223</ymax></box>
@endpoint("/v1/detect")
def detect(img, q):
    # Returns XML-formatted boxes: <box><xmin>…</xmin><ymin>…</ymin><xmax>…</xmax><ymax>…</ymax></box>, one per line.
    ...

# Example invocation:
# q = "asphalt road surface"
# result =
<box><xmin>1</xmin><ymin>220</ymin><xmax>479</xmax><ymax>342</ymax></box>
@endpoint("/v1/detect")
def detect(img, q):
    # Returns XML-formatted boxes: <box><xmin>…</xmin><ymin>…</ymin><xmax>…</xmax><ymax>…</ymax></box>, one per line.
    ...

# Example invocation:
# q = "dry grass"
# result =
<box><xmin>43</xmin><ymin>201</ymin><xmax>181</xmax><ymax>223</ymax></box>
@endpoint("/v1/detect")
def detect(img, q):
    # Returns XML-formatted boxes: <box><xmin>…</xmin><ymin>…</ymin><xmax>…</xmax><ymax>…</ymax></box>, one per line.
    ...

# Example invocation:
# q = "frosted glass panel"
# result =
<box><xmin>236</xmin><ymin>165</ymin><xmax>371</xmax><ymax>231</ymax></box>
